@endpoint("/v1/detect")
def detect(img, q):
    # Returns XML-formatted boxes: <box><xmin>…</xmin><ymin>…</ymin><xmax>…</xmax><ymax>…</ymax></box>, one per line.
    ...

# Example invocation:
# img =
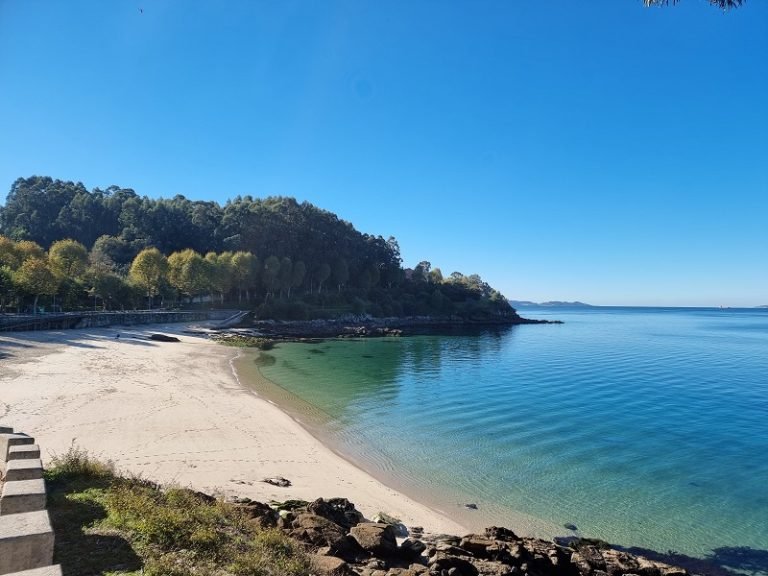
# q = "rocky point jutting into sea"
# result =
<box><xmin>218</xmin><ymin>312</ymin><xmax>561</xmax><ymax>341</ymax></box>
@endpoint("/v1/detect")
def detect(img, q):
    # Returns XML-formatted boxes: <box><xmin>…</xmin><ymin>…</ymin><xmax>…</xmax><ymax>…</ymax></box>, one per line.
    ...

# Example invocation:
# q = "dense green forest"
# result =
<box><xmin>0</xmin><ymin>176</ymin><xmax>514</xmax><ymax>320</ymax></box>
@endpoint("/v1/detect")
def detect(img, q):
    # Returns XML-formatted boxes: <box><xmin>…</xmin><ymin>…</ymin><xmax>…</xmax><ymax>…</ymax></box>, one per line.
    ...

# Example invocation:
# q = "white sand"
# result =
<box><xmin>0</xmin><ymin>323</ymin><xmax>466</xmax><ymax>534</ymax></box>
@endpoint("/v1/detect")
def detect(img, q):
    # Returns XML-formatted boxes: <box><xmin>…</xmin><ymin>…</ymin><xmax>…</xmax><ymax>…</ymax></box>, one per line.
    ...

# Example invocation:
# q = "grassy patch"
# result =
<box><xmin>45</xmin><ymin>446</ymin><xmax>309</xmax><ymax>576</ymax></box>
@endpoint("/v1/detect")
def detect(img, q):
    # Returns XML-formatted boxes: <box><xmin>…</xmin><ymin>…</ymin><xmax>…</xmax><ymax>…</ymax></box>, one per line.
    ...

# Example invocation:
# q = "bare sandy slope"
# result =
<box><xmin>0</xmin><ymin>324</ymin><xmax>466</xmax><ymax>534</ymax></box>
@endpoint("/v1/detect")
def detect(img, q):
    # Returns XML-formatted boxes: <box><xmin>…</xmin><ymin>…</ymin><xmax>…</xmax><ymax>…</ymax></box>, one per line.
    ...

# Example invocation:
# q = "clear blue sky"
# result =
<box><xmin>1</xmin><ymin>1</ymin><xmax>766</xmax><ymax>306</ymax></box>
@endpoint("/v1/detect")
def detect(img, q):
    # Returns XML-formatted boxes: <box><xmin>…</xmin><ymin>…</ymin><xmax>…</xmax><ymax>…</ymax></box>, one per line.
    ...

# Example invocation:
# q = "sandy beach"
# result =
<box><xmin>0</xmin><ymin>323</ymin><xmax>466</xmax><ymax>535</ymax></box>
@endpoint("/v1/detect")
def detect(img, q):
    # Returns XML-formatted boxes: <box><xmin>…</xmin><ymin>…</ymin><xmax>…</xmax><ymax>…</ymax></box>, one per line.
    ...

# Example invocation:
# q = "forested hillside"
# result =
<box><xmin>0</xmin><ymin>176</ymin><xmax>514</xmax><ymax>320</ymax></box>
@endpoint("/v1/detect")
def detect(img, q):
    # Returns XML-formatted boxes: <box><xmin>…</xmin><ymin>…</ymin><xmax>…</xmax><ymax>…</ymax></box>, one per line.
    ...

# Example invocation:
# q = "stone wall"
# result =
<box><xmin>0</xmin><ymin>426</ymin><xmax>61</xmax><ymax>575</ymax></box>
<box><xmin>0</xmin><ymin>310</ymin><xmax>212</xmax><ymax>332</ymax></box>
<box><xmin>73</xmin><ymin>310</ymin><xmax>209</xmax><ymax>329</ymax></box>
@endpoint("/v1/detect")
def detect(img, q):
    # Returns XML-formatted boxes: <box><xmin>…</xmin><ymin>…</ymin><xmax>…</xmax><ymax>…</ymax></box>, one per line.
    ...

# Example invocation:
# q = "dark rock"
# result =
<box><xmin>350</xmin><ymin>523</ymin><xmax>399</xmax><ymax>557</ymax></box>
<box><xmin>484</xmin><ymin>527</ymin><xmax>519</xmax><ymax>543</ymax></box>
<box><xmin>387</xmin><ymin>569</ymin><xmax>429</xmax><ymax>576</ymax></box>
<box><xmin>401</xmin><ymin>538</ymin><xmax>428</xmax><ymax>560</ymax></box>
<box><xmin>564</xmin><ymin>524</ymin><xmax>578</xmax><ymax>531</ymax></box>
<box><xmin>290</xmin><ymin>513</ymin><xmax>365</xmax><ymax>560</ymax></box>
<box><xmin>464</xmin><ymin>503</ymin><xmax>478</xmax><ymax>510</ymax></box>
<box><xmin>429</xmin><ymin>534</ymin><xmax>462</xmax><ymax>547</ymax></box>
<box><xmin>308</xmin><ymin>497</ymin><xmax>365</xmax><ymax>531</ymax></box>
<box><xmin>460</xmin><ymin>535</ymin><xmax>496</xmax><ymax>558</ymax></box>
<box><xmin>571</xmin><ymin>545</ymin><xmax>607</xmax><ymax>574</ymax></box>
<box><xmin>428</xmin><ymin>553</ymin><xmax>479</xmax><ymax>576</ymax></box>
<box><xmin>188</xmin><ymin>489</ymin><xmax>217</xmax><ymax>504</ymax></box>
<box><xmin>472</xmin><ymin>559</ymin><xmax>520</xmax><ymax>576</ymax></box>
<box><xmin>435</xmin><ymin>543</ymin><xmax>472</xmax><ymax>557</ymax></box>
<box><xmin>372</xmin><ymin>511</ymin><xmax>409</xmax><ymax>537</ymax></box>
<box><xmin>276</xmin><ymin>510</ymin><xmax>296</xmax><ymax>529</ymax></box>
<box><xmin>602</xmin><ymin>549</ymin><xmax>642</xmax><ymax>576</ymax></box>
<box><xmin>232</xmin><ymin>500</ymin><xmax>278</xmax><ymax>528</ymax></box>
<box><xmin>262</xmin><ymin>476</ymin><xmax>291</xmax><ymax>487</ymax></box>
<box><xmin>310</xmin><ymin>554</ymin><xmax>356</xmax><ymax>576</ymax></box>
<box><xmin>149</xmin><ymin>333</ymin><xmax>180</xmax><ymax>342</ymax></box>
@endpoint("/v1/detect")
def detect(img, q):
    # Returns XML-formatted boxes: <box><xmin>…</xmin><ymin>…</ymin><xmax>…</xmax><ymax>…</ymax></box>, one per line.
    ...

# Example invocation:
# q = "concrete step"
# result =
<box><xmin>2</xmin><ymin>566</ymin><xmax>62</xmax><ymax>576</ymax></box>
<box><xmin>7</xmin><ymin>446</ymin><xmax>40</xmax><ymax>461</ymax></box>
<box><xmin>0</xmin><ymin>435</ymin><xmax>34</xmax><ymax>461</ymax></box>
<box><xmin>0</xmin><ymin>479</ymin><xmax>47</xmax><ymax>516</ymax></box>
<box><xmin>0</xmin><ymin>510</ymin><xmax>54</xmax><ymax>574</ymax></box>
<box><xmin>2</xmin><ymin>460</ymin><xmax>44</xmax><ymax>482</ymax></box>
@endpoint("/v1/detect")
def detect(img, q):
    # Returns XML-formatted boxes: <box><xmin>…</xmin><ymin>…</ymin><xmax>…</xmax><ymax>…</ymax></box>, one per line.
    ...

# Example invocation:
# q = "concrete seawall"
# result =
<box><xmin>0</xmin><ymin>426</ymin><xmax>61</xmax><ymax>575</ymax></box>
<box><xmin>0</xmin><ymin>311</ymin><xmax>211</xmax><ymax>332</ymax></box>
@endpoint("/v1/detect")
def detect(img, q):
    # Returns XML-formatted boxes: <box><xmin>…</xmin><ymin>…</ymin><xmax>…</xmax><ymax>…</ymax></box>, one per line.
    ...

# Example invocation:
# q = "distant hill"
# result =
<box><xmin>756</xmin><ymin>305</ymin><xmax>768</xmax><ymax>309</ymax></box>
<box><xmin>509</xmin><ymin>300</ymin><xmax>593</xmax><ymax>308</ymax></box>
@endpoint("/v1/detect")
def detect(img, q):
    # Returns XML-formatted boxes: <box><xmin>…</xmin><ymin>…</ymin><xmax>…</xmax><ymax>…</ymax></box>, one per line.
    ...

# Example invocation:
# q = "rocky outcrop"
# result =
<box><xmin>241</xmin><ymin>314</ymin><xmax>561</xmax><ymax>340</ymax></box>
<box><xmin>259</xmin><ymin>499</ymin><xmax>688</xmax><ymax>576</ymax></box>
<box><xmin>350</xmin><ymin>523</ymin><xmax>399</xmax><ymax>557</ymax></box>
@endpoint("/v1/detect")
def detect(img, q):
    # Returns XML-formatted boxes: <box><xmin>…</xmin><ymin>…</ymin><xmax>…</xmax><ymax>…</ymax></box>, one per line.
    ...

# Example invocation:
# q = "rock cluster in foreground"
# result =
<box><xmin>232</xmin><ymin>497</ymin><xmax>688</xmax><ymax>576</ymax></box>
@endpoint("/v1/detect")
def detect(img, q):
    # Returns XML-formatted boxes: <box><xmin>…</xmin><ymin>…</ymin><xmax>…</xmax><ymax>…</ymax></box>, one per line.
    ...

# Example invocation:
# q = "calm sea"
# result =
<box><xmin>242</xmin><ymin>307</ymin><xmax>768</xmax><ymax>565</ymax></box>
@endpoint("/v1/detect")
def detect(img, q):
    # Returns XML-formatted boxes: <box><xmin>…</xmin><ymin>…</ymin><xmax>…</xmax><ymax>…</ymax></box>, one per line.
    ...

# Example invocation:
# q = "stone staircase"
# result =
<box><xmin>0</xmin><ymin>426</ymin><xmax>61</xmax><ymax>576</ymax></box>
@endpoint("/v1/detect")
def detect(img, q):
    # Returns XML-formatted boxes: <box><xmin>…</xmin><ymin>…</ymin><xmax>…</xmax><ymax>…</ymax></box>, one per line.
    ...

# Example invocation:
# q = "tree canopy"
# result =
<box><xmin>0</xmin><ymin>176</ymin><xmax>517</xmax><ymax>320</ymax></box>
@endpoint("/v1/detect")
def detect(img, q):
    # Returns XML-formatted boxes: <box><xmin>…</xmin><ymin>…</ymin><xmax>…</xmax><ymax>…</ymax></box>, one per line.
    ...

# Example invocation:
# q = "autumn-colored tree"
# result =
<box><xmin>129</xmin><ymin>247</ymin><xmax>168</xmax><ymax>308</ymax></box>
<box><xmin>48</xmin><ymin>239</ymin><xmax>89</xmax><ymax>279</ymax></box>
<box><xmin>14</xmin><ymin>240</ymin><xmax>45</xmax><ymax>263</ymax></box>
<box><xmin>169</xmin><ymin>249</ymin><xmax>211</xmax><ymax>303</ymax></box>
<box><xmin>14</xmin><ymin>257</ymin><xmax>59</xmax><ymax>312</ymax></box>
<box><xmin>205</xmin><ymin>251</ymin><xmax>233</xmax><ymax>305</ymax></box>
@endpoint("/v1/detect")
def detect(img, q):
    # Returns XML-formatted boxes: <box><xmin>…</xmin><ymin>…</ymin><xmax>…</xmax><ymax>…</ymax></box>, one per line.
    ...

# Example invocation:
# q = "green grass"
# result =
<box><xmin>45</xmin><ymin>445</ymin><xmax>310</xmax><ymax>576</ymax></box>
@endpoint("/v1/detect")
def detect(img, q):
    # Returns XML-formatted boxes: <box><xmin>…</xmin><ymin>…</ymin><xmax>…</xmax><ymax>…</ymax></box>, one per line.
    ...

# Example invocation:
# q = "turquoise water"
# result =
<box><xmin>255</xmin><ymin>307</ymin><xmax>768</xmax><ymax>562</ymax></box>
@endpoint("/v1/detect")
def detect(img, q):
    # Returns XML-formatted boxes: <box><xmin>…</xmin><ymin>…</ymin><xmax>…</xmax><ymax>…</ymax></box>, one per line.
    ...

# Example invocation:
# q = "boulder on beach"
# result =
<box><xmin>149</xmin><ymin>333</ymin><xmax>180</xmax><ymax>342</ymax></box>
<box><xmin>350</xmin><ymin>522</ymin><xmax>399</xmax><ymax>557</ymax></box>
<box><xmin>308</xmin><ymin>497</ymin><xmax>365</xmax><ymax>531</ymax></box>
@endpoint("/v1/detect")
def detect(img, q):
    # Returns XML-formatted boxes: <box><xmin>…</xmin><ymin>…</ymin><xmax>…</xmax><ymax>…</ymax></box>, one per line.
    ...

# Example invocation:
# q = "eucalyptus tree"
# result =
<box><xmin>290</xmin><ymin>260</ymin><xmax>306</xmax><ymax>298</ymax></box>
<box><xmin>315</xmin><ymin>262</ymin><xmax>331</xmax><ymax>294</ymax></box>
<box><xmin>333</xmin><ymin>258</ymin><xmax>349</xmax><ymax>293</ymax></box>
<box><xmin>278</xmin><ymin>257</ymin><xmax>293</xmax><ymax>299</ymax></box>
<box><xmin>262</xmin><ymin>255</ymin><xmax>281</xmax><ymax>299</ymax></box>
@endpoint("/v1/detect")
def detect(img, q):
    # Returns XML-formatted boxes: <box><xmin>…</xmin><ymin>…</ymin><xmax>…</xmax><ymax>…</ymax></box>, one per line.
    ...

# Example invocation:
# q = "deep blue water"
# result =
<box><xmin>253</xmin><ymin>307</ymin><xmax>768</xmax><ymax>562</ymax></box>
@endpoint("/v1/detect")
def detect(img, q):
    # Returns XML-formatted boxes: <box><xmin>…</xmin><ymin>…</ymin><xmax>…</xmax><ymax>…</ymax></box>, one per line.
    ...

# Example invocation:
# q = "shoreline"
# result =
<box><xmin>232</xmin><ymin>346</ymin><xmax>564</xmax><ymax>541</ymax></box>
<box><xmin>0</xmin><ymin>323</ymin><xmax>466</xmax><ymax>535</ymax></box>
